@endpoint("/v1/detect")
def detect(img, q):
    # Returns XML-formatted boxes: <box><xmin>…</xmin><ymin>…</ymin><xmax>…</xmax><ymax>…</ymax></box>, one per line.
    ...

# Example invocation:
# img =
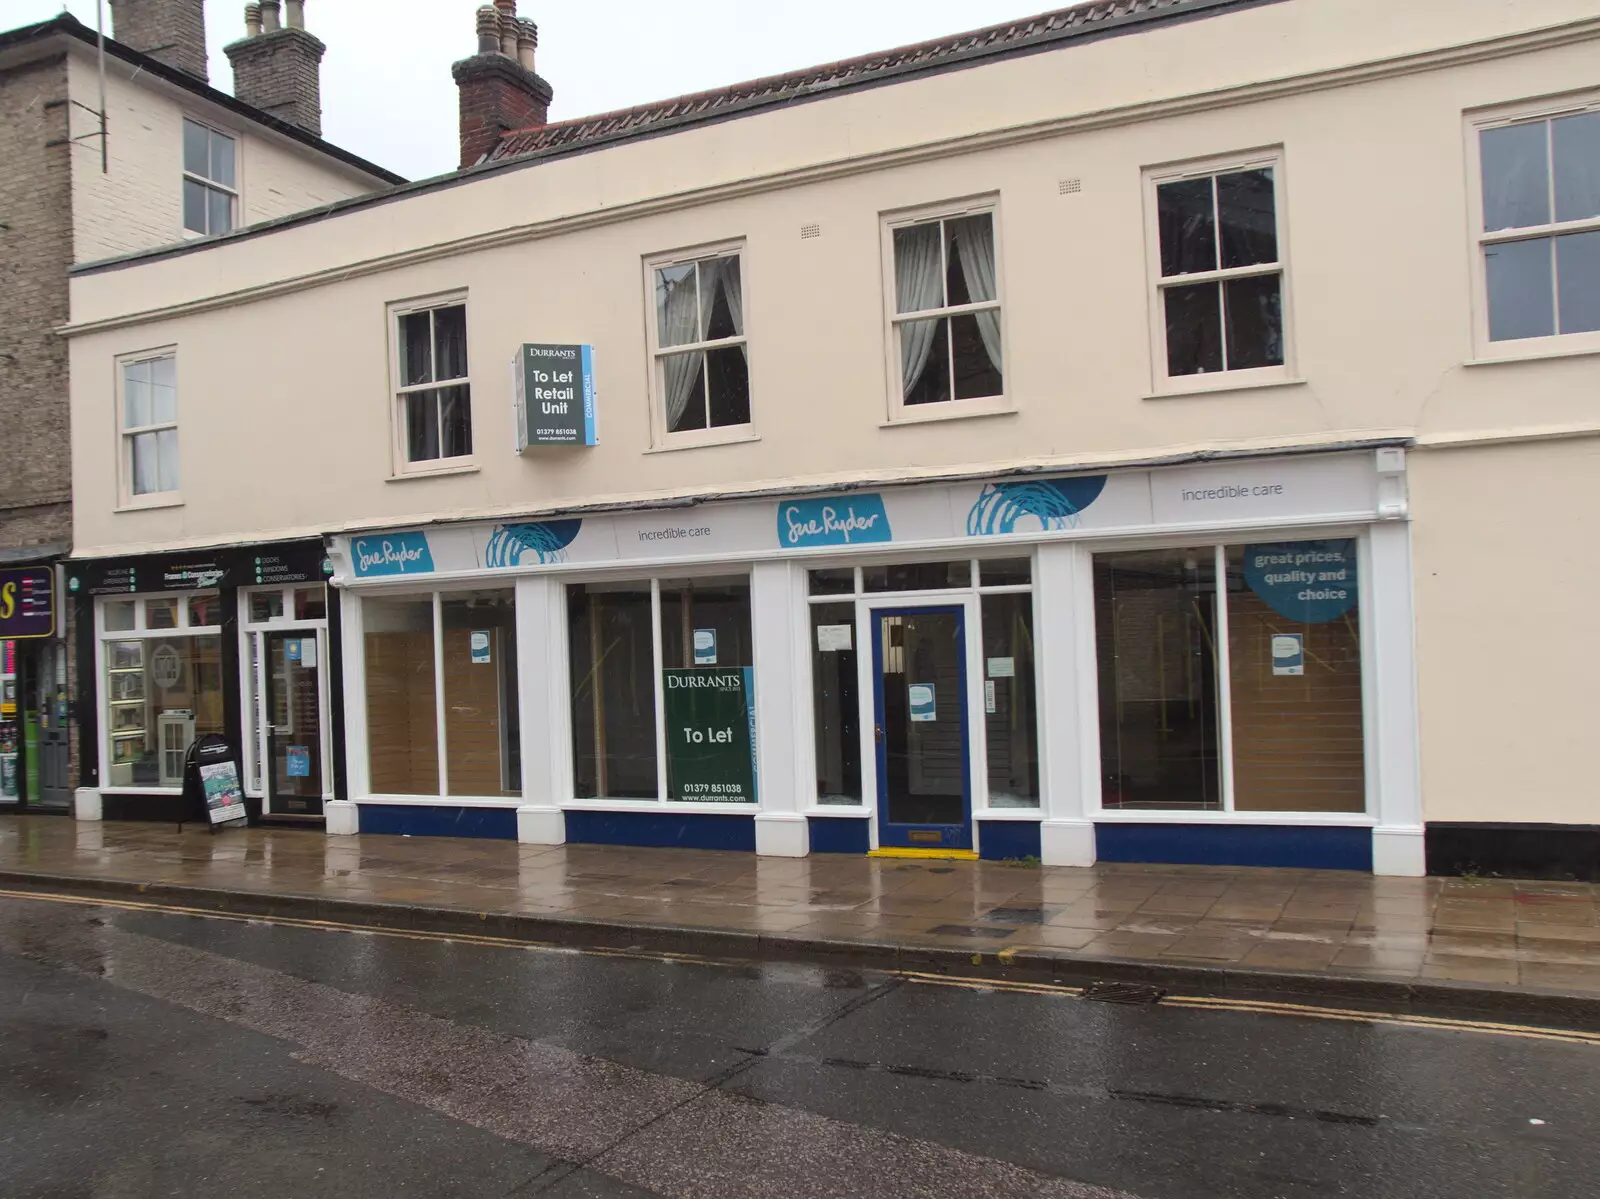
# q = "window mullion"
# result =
<box><xmin>651</xmin><ymin>578</ymin><xmax>667</xmax><ymax>802</ymax></box>
<box><xmin>1214</xmin><ymin>543</ymin><xmax>1236</xmax><ymax>813</ymax></box>
<box><xmin>433</xmin><ymin>592</ymin><xmax>448</xmax><ymax>797</ymax></box>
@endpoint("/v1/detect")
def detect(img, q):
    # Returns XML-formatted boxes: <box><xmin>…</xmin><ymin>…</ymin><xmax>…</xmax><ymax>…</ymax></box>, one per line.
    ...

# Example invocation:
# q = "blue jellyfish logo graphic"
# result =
<box><xmin>966</xmin><ymin>476</ymin><xmax>1108</xmax><ymax>536</ymax></box>
<box><xmin>485</xmin><ymin>519</ymin><xmax>583</xmax><ymax>566</ymax></box>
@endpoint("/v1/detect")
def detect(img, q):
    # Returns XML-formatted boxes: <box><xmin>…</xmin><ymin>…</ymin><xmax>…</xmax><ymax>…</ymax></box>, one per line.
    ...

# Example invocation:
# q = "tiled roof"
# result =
<box><xmin>489</xmin><ymin>0</ymin><xmax>1251</xmax><ymax>162</ymax></box>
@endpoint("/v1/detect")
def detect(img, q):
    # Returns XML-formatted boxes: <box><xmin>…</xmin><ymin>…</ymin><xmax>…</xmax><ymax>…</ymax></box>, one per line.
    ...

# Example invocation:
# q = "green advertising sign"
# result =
<box><xmin>663</xmin><ymin>667</ymin><xmax>757</xmax><ymax>803</ymax></box>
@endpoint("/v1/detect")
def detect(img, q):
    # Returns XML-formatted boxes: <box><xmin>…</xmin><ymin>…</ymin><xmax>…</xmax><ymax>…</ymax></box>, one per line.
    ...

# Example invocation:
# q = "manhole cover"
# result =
<box><xmin>1082</xmin><ymin>981</ymin><xmax>1166</xmax><ymax>1005</ymax></box>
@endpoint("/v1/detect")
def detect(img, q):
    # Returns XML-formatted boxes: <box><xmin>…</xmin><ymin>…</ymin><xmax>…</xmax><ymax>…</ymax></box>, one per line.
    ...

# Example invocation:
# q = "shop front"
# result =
<box><xmin>328</xmin><ymin>445</ymin><xmax>1423</xmax><ymax>874</ymax></box>
<box><xmin>69</xmin><ymin>540</ymin><xmax>341</xmax><ymax>823</ymax></box>
<box><xmin>0</xmin><ymin>560</ymin><xmax>71</xmax><ymax>812</ymax></box>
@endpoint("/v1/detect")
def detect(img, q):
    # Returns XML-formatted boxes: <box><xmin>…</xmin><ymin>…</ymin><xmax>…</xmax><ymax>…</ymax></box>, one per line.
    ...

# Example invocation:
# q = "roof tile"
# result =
<box><xmin>488</xmin><ymin>0</ymin><xmax>1227</xmax><ymax>162</ymax></box>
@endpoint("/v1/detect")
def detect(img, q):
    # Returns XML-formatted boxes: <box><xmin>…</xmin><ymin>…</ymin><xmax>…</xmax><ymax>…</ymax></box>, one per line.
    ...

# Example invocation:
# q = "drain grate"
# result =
<box><xmin>1082</xmin><ymin>981</ymin><xmax>1167</xmax><ymax>1005</ymax></box>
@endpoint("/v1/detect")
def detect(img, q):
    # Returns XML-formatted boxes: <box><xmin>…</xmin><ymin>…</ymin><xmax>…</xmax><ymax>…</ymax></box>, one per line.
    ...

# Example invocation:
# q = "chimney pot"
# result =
<box><xmin>516</xmin><ymin>19</ymin><xmax>537</xmax><ymax>72</ymax></box>
<box><xmin>285</xmin><ymin>0</ymin><xmax>304</xmax><ymax>30</ymax></box>
<box><xmin>244</xmin><ymin>3</ymin><xmax>262</xmax><ymax>38</ymax></box>
<box><xmin>475</xmin><ymin>6</ymin><xmax>500</xmax><ymax>55</ymax></box>
<box><xmin>453</xmin><ymin>4</ymin><xmax>552</xmax><ymax>169</ymax></box>
<box><xmin>108</xmin><ymin>0</ymin><xmax>209</xmax><ymax>81</ymax></box>
<box><xmin>260</xmin><ymin>0</ymin><xmax>280</xmax><ymax>32</ymax></box>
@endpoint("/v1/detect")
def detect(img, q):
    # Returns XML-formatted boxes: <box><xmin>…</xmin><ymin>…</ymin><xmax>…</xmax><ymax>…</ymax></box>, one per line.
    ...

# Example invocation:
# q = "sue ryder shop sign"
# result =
<box><xmin>514</xmin><ymin>344</ymin><xmax>598</xmax><ymax>449</ymax></box>
<box><xmin>663</xmin><ymin>667</ymin><xmax>757</xmax><ymax>803</ymax></box>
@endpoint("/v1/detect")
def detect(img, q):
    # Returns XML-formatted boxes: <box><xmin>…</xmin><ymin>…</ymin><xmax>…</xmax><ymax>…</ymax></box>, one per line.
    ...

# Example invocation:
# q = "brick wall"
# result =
<box><xmin>107</xmin><ymin>0</ymin><xmax>208</xmax><ymax>81</ymax></box>
<box><xmin>225</xmin><ymin>28</ymin><xmax>325</xmax><ymax>137</ymax></box>
<box><xmin>0</xmin><ymin>53</ymin><xmax>73</xmax><ymax>555</ymax></box>
<box><xmin>453</xmin><ymin>54</ymin><xmax>551</xmax><ymax>168</ymax></box>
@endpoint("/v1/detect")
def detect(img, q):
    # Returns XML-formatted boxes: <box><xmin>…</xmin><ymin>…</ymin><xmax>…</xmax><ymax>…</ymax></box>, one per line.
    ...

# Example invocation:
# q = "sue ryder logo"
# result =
<box><xmin>352</xmin><ymin>533</ymin><xmax>435</xmax><ymax>577</ymax></box>
<box><xmin>779</xmin><ymin>495</ymin><xmax>892</xmax><ymax>548</ymax></box>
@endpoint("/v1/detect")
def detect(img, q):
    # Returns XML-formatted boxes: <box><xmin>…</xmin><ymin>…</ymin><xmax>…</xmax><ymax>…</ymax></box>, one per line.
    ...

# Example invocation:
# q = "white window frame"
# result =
<box><xmin>181</xmin><ymin>117</ymin><xmax>239</xmax><ymax>238</ymax></box>
<box><xmin>357</xmin><ymin>585</ymin><xmax>521</xmax><ymax>802</ymax></box>
<box><xmin>239</xmin><ymin>585</ymin><xmax>333</xmax><ymax>804</ymax></box>
<box><xmin>1084</xmin><ymin>530</ymin><xmax>1375</xmax><ymax>823</ymax></box>
<box><xmin>115</xmin><ymin>347</ymin><xmax>181</xmax><ymax>509</ymax></box>
<box><xmin>558</xmin><ymin>570</ymin><xmax>759</xmax><ymax>809</ymax></box>
<box><xmin>1466</xmin><ymin>94</ymin><xmax>1600</xmax><ymax>363</ymax></box>
<box><xmin>96</xmin><ymin>591</ymin><xmax>223</xmax><ymax>795</ymax></box>
<box><xmin>387</xmin><ymin>292</ymin><xmax>475</xmax><ymax>477</ymax></box>
<box><xmin>643</xmin><ymin>241</ymin><xmax>754</xmax><ymax>451</ymax></box>
<box><xmin>881</xmin><ymin>197</ymin><xmax>1010</xmax><ymax>424</ymax></box>
<box><xmin>1143</xmin><ymin>149</ymin><xmax>1296</xmax><ymax>396</ymax></box>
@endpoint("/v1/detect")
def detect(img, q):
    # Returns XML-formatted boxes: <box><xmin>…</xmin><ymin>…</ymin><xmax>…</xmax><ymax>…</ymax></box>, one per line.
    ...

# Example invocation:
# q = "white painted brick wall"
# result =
<box><xmin>66</xmin><ymin>48</ymin><xmax>384</xmax><ymax>265</ymax></box>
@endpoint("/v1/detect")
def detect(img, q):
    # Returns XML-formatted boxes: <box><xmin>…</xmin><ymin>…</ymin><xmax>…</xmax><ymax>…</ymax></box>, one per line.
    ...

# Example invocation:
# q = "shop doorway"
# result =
<box><xmin>871</xmin><ymin>606</ymin><xmax>973</xmax><ymax>852</ymax></box>
<box><xmin>261</xmin><ymin>630</ymin><xmax>326</xmax><ymax>816</ymax></box>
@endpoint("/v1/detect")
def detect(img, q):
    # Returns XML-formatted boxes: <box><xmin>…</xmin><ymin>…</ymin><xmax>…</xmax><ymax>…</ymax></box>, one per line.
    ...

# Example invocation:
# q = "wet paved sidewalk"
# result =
<box><xmin>3</xmin><ymin>814</ymin><xmax>1600</xmax><ymax>1000</ymax></box>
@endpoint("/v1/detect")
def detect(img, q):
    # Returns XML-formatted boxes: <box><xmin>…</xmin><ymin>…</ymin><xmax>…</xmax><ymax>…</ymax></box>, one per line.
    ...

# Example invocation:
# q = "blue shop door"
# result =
<box><xmin>871</xmin><ymin>607</ymin><xmax>973</xmax><ymax>851</ymax></box>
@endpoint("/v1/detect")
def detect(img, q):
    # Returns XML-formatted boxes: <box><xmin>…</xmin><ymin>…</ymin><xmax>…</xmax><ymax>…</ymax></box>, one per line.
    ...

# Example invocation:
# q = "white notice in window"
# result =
<box><xmin>986</xmin><ymin>656</ymin><xmax>1014</xmax><ymax>678</ymax></box>
<box><xmin>301</xmin><ymin>638</ymin><xmax>317</xmax><ymax>669</ymax></box>
<box><xmin>816</xmin><ymin>624</ymin><xmax>852</xmax><ymax>652</ymax></box>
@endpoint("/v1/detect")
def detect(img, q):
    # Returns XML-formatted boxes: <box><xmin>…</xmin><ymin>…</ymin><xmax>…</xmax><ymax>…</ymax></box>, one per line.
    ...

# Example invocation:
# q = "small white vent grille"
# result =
<box><xmin>1058</xmin><ymin>177</ymin><xmax>1083</xmax><ymax>195</ymax></box>
<box><xmin>800</xmin><ymin>223</ymin><xmax>822</xmax><ymax>239</ymax></box>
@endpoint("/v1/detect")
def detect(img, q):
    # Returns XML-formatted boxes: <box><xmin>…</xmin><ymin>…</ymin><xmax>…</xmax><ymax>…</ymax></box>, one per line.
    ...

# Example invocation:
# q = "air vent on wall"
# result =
<box><xmin>1058</xmin><ymin>177</ymin><xmax>1083</xmax><ymax>195</ymax></box>
<box><xmin>800</xmin><ymin>222</ymin><xmax>822</xmax><ymax>239</ymax></box>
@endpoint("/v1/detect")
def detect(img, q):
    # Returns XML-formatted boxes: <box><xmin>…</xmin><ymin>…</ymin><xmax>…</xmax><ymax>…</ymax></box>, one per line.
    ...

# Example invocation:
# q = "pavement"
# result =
<box><xmin>3</xmin><ymin>814</ymin><xmax>1600</xmax><ymax>1022</ymax></box>
<box><xmin>3</xmin><ymin>886</ymin><xmax>1598</xmax><ymax>1198</ymax></box>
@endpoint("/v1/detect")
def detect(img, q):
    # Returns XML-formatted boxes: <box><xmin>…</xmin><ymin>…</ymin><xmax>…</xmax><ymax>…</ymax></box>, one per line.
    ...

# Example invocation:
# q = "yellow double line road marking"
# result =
<box><xmin>5</xmin><ymin>886</ymin><xmax>1597</xmax><ymax>1048</ymax></box>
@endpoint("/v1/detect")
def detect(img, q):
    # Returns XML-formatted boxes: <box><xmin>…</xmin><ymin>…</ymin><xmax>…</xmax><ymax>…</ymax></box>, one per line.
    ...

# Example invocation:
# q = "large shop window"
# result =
<box><xmin>1094</xmin><ymin>541</ymin><xmax>1364</xmax><ymax>814</ymax></box>
<box><xmin>569</xmin><ymin>576</ymin><xmax>756</xmax><ymax>803</ymax></box>
<box><xmin>101</xmin><ymin>595</ymin><xmax>224</xmax><ymax>789</ymax></box>
<box><xmin>363</xmin><ymin>590</ymin><xmax>520</xmax><ymax>798</ymax></box>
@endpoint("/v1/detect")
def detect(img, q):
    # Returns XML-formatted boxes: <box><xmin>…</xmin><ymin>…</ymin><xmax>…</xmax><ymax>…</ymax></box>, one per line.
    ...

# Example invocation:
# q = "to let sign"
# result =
<box><xmin>513</xmin><ymin>343</ymin><xmax>598</xmax><ymax>449</ymax></box>
<box><xmin>662</xmin><ymin>667</ymin><xmax>757</xmax><ymax>803</ymax></box>
<box><xmin>0</xmin><ymin>568</ymin><xmax>55</xmax><ymax>639</ymax></box>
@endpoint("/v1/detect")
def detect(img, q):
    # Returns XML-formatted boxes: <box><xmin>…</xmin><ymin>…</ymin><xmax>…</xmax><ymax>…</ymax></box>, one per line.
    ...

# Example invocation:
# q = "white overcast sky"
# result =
<box><xmin>10</xmin><ymin>0</ymin><xmax>1056</xmax><ymax>179</ymax></box>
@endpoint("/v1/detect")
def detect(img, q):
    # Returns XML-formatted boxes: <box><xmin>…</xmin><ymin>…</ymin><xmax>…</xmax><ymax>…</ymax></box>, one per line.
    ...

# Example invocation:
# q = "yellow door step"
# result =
<box><xmin>868</xmin><ymin>847</ymin><xmax>979</xmax><ymax>861</ymax></box>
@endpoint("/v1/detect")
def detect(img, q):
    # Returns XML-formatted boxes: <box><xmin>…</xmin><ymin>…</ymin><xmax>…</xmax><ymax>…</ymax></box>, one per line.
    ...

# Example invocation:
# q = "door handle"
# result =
<box><xmin>875</xmin><ymin>724</ymin><xmax>884</xmax><ymax>744</ymax></box>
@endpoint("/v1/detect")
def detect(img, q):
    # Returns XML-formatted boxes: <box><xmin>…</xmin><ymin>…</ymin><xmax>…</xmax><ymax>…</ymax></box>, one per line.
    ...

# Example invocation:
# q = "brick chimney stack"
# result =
<box><xmin>224</xmin><ymin>0</ymin><xmax>327</xmax><ymax>137</ymax></box>
<box><xmin>452</xmin><ymin>2</ymin><xmax>552</xmax><ymax>170</ymax></box>
<box><xmin>108</xmin><ymin>0</ymin><xmax>208</xmax><ymax>82</ymax></box>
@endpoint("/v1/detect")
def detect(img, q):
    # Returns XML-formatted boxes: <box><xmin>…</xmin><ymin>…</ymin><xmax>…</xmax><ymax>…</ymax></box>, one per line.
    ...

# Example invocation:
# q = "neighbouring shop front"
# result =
<box><xmin>327</xmin><ymin>446</ymin><xmax>1423</xmax><ymax>874</ymax></box>
<box><xmin>0</xmin><ymin>557</ymin><xmax>72</xmax><ymax>812</ymax></box>
<box><xmin>69</xmin><ymin>540</ymin><xmax>341</xmax><ymax>823</ymax></box>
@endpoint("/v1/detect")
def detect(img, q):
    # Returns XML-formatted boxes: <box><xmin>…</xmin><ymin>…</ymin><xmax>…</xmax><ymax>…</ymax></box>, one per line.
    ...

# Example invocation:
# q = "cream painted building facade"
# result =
<box><xmin>62</xmin><ymin>0</ymin><xmax>1600</xmax><ymax>878</ymax></box>
<box><xmin>0</xmin><ymin>3</ymin><xmax>398</xmax><ymax>814</ymax></box>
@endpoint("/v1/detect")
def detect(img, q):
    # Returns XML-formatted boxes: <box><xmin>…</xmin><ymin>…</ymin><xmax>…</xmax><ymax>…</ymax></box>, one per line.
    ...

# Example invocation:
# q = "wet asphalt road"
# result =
<box><xmin>0</xmin><ymin>894</ymin><xmax>1594</xmax><ymax>1199</ymax></box>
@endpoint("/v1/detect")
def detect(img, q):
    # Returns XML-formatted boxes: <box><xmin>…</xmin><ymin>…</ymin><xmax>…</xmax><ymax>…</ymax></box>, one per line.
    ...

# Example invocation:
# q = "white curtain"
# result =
<box><xmin>895</xmin><ymin>224</ymin><xmax>943</xmax><ymax>397</ymax></box>
<box><xmin>954</xmin><ymin>220</ymin><xmax>1003</xmax><ymax>374</ymax></box>
<box><xmin>660</xmin><ymin>266</ymin><xmax>702</xmax><ymax>430</ymax></box>
<box><xmin>705</xmin><ymin>256</ymin><xmax>746</xmax><ymax>360</ymax></box>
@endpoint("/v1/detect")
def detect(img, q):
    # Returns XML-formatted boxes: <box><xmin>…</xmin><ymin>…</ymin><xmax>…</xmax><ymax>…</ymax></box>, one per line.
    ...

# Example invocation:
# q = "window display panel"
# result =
<box><xmin>569</xmin><ymin>583</ymin><xmax>657</xmax><ymax>799</ymax></box>
<box><xmin>659</xmin><ymin>577</ymin><xmax>752</xmax><ymax>669</ymax></box>
<box><xmin>810</xmin><ymin>602</ymin><xmax>861</xmax><ymax>805</ymax></box>
<box><xmin>982</xmin><ymin>592</ymin><xmax>1038</xmax><ymax>807</ymax></box>
<box><xmin>441</xmin><ymin>591</ymin><xmax>521</xmax><ymax>798</ymax></box>
<box><xmin>1094</xmin><ymin>549</ymin><xmax>1222</xmax><ymax>810</ymax></box>
<box><xmin>363</xmin><ymin>598</ymin><xmax>438</xmax><ymax>795</ymax></box>
<box><xmin>104</xmin><ymin>635</ymin><xmax>223</xmax><ymax>788</ymax></box>
<box><xmin>1226</xmin><ymin>542</ymin><xmax>1365</xmax><ymax>813</ymax></box>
